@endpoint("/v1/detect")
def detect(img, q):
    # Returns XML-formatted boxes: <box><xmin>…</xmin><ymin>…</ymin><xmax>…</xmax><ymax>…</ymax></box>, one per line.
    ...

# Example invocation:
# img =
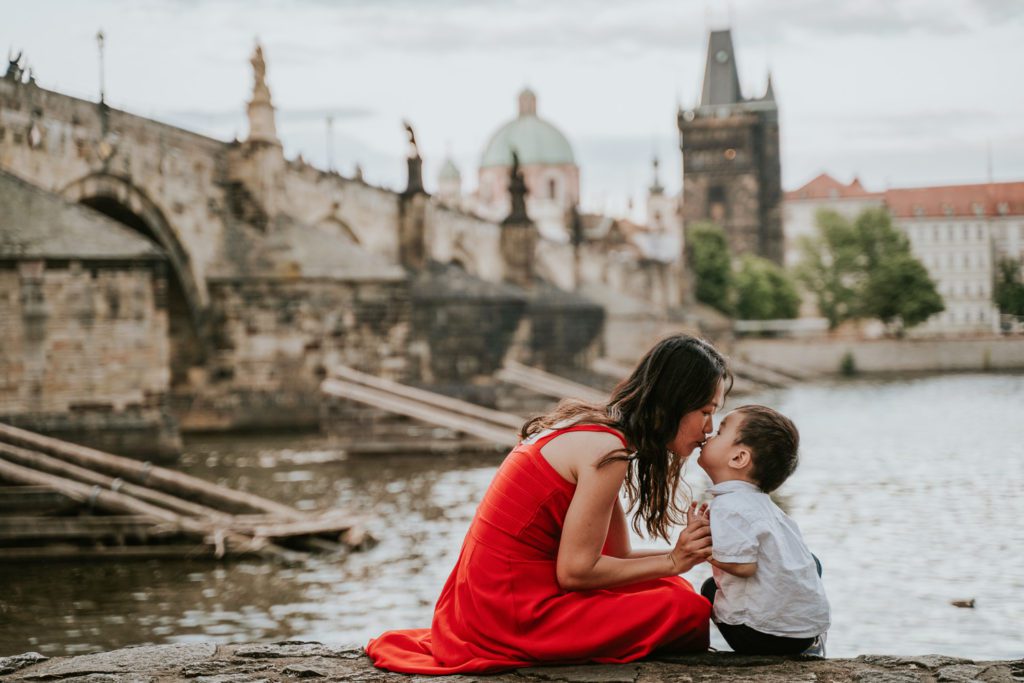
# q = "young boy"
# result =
<box><xmin>696</xmin><ymin>404</ymin><xmax>830</xmax><ymax>656</ymax></box>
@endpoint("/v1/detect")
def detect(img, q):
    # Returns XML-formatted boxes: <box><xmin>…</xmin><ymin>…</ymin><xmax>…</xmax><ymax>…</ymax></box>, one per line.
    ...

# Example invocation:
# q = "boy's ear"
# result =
<box><xmin>729</xmin><ymin>447</ymin><xmax>752</xmax><ymax>470</ymax></box>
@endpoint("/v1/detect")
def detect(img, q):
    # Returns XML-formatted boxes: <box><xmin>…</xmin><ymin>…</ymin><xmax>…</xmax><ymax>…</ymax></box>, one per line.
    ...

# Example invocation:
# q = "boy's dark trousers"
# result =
<box><xmin>700</xmin><ymin>556</ymin><xmax>822</xmax><ymax>656</ymax></box>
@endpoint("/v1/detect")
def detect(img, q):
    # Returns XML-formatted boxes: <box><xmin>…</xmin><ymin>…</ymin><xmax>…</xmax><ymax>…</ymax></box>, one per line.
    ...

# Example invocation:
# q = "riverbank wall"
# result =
<box><xmin>733</xmin><ymin>336</ymin><xmax>1024</xmax><ymax>376</ymax></box>
<box><xmin>1</xmin><ymin>642</ymin><xmax>1020</xmax><ymax>681</ymax></box>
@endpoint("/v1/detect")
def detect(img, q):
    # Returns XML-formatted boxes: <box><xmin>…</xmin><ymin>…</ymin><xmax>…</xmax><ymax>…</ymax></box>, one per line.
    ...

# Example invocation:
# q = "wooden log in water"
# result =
<box><xmin>0</xmin><ymin>515</ymin><xmax>176</xmax><ymax>541</ymax></box>
<box><xmin>329</xmin><ymin>365</ymin><xmax>523</xmax><ymax>430</ymax></box>
<box><xmin>0</xmin><ymin>457</ymin><xmax>303</xmax><ymax>561</ymax></box>
<box><xmin>321</xmin><ymin>379</ymin><xmax>518</xmax><ymax>447</ymax></box>
<box><xmin>0</xmin><ymin>485</ymin><xmax>77</xmax><ymax>515</ymax></box>
<box><xmin>0</xmin><ymin>422</ymin><xmax>300</xmax><ymax>518</ymax></box>
<box><xmin>0</xmin><ymin>443</ymin><xmax>234</xmax><ymax>523</ymax></box>
<box><xmin>497</xmin><ymin>360</ymin><xmax>609</xmax><ymax>403</ymax></box>
<box><xmin>0</xmin><ymin>543</ymin><xmax>253</xmax><ymax>562</ymax></box>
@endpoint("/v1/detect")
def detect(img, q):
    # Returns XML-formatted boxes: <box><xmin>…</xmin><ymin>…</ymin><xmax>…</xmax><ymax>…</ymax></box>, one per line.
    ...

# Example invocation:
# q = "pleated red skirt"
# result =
<box><xmin>366</xmin><ymin>425</ymin><xmax>711</xmax><ymax>674</ymax></box>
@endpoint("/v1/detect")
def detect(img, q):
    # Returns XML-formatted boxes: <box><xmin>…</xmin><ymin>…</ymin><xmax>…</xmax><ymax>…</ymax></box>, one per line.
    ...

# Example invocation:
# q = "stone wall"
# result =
<box><xmin>734</xmin><ymin>337</ymin><xmax>1024</xmax><ymax>375</ymax></box>
<box><xmin>175</xmin><ymin>277</ymin><xmax>413</xmax><ymax>432</ymax></box>
<box><xmin>0</xmin><ymin>260</ymin><xmax>178</xmax><ymax>457</ymax></box>
<box><xmin>408</xmin><ymin>263</ymin><xmax>527</xmax><ymax>387</ymax></box>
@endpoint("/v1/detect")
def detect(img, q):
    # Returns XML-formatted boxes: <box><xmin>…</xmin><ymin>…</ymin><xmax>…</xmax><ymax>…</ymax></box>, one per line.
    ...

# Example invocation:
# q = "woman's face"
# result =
<box><xmin>667</xmin><ymin>379</ymin><xmax>725</xmax><ymax>458</ymax></box>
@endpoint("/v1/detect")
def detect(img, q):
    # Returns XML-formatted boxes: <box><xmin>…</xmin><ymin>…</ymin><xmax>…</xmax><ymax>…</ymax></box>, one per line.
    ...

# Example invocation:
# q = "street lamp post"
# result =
<box><xmin>96</xmin><ymin>30</ymin><xmax>105</xmax><ymax>105</ymax></box>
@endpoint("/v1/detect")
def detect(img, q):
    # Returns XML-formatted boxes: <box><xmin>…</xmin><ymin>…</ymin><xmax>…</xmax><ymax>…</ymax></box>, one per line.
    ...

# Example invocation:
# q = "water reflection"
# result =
<box><xmin>1</xmin><ymin>374</ymin><xmax>1021</xmax><ymax>659</ymax></box>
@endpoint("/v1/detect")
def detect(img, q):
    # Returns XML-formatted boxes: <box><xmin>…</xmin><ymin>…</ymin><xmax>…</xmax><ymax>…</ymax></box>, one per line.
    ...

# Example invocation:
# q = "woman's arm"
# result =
<box><xmin>552</xmin><ymin>433</ymin><xmax>711</xmax><ymax>591</ymax></box>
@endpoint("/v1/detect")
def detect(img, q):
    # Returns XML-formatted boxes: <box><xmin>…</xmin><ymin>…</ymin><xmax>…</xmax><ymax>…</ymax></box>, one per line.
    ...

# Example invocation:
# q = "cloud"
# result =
<box><xmin>161</xmin><ymin>106</ymin><xmax>373</xmax><ymax>128</ymax></box>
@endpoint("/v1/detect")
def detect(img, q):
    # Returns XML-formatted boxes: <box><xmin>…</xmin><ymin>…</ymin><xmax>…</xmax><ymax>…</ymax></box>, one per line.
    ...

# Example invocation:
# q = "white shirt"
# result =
<box><xmin>708</xmin><ymin>480</ymin><xmax>831</xmax><ymax>639</ymax></box>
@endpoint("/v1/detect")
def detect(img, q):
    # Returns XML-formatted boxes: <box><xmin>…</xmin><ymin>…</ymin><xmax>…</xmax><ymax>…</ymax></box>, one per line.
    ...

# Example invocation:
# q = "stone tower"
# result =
<box><xmin>677</xmin><ymin>29</ymin><xmax>782</xmax><ymax>264</ymax></box>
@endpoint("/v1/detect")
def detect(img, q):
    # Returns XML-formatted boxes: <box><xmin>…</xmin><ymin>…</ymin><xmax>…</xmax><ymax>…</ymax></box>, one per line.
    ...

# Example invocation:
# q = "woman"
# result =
<box><xmin>367</xmin><ymin>334</ymin><xmax>729</xmax><ymax>673</ymax></box>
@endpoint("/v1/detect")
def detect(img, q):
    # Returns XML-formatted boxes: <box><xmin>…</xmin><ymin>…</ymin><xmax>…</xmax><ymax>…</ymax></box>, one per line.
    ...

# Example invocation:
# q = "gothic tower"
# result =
<box><xmin>677</xmin><ymin>29</ymin><xmax>782</xmax><ymax>264</ymax></box>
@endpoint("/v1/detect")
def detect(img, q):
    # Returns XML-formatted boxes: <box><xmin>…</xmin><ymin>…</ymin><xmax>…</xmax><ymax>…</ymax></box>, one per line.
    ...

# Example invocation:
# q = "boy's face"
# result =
<box><xmin>697</xmin><ymin>410</ymin><xmax>748</xmax><ymax>483</ymax></box>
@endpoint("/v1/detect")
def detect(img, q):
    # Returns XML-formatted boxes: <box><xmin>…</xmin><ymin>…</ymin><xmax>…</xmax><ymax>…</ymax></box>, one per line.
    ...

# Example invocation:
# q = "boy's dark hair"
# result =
<box><xmin>733</xmin><ymin>405</ymin><xmax>800</xmax><ymax>493</ymax></box>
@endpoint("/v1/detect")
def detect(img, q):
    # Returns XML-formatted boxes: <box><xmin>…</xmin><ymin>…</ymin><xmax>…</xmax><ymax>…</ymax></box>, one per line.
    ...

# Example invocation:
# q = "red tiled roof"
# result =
<box><xmin>884</xmin><ymin>182</ymin><xmax>1024</xmax><ymax>218</ymax></box>
<box><xmin>785</xmin><ymin>173</ymin><xmax>883</xmax><ymax>200</ymax></box>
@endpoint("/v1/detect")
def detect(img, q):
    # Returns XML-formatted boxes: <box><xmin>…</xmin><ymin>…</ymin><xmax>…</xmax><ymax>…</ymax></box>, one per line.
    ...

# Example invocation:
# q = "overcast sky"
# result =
<box><xmin>5</xmin><ymin>0</ymin><xmax>1023</xmax><ymax>217</ymax></box>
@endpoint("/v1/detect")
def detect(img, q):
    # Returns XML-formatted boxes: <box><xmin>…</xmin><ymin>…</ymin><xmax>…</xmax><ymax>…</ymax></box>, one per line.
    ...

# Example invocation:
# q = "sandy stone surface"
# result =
<box><xmin>1</xmin><ymin>642</ymin><xmax>1021</xmax><ymax>682</ymax></box>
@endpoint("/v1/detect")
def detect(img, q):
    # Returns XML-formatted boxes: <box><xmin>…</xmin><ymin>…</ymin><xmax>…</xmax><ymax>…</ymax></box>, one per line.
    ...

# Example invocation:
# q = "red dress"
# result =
<box><xmin>366</xmin><ymin>425</ymin><xmax>711</xmax><ymax>674</ymax></box>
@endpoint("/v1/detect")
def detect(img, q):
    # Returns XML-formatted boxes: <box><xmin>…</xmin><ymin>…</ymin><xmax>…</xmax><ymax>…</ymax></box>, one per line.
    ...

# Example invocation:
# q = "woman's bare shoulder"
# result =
<box><xmin>541</xmin><ymin>428</ymin><xmax>629</xmax><ymax>468</ymax></box>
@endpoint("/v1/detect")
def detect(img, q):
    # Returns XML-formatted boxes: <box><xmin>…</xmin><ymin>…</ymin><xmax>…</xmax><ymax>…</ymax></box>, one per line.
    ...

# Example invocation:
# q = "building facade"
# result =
<box><xmin>784</xmin><ymin>174</ymin><xmax>1024</xmax><ymax>335</ymax></box>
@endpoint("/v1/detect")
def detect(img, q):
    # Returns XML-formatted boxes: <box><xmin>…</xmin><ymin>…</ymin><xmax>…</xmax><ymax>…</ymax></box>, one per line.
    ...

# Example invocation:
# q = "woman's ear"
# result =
<box><xmin>728</xmin><ymin>448</ymin><xmax>751</xmax><ymax>470</ymax></box>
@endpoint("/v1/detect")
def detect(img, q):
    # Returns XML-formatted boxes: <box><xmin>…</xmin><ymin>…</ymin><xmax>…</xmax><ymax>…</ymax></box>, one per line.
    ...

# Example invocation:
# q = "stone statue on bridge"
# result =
<box><xmin>5</xmin><ymin>50</ymin><xmax>24</xmax><ymax>82</ymax></box>
<box><xmin>402</xmin><ymin>120</ymin><xmax>424</xmax><ymax>195</ymax></box>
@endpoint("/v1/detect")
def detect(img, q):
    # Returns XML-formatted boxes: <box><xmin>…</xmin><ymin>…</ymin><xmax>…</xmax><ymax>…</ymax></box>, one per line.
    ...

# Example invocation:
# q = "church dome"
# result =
<box><xmin>480</xmin><ymin>89</ymin><xmax>576</xmax><ymax>168</ymax></box>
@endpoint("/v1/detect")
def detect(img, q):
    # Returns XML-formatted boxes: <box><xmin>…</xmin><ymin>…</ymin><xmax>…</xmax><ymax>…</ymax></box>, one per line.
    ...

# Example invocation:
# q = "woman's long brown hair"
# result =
<box><xmin>521</xmin><ymin>335</ymin><xmax>730</xmax><ymax>541</ymax></box>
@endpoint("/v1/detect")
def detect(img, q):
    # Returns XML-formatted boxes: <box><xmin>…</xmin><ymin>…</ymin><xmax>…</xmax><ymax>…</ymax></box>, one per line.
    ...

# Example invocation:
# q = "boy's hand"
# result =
<box><xmin>686</xmin><ymin>501</ymin><xmax>710</xmax><ymax>527</ymax></box>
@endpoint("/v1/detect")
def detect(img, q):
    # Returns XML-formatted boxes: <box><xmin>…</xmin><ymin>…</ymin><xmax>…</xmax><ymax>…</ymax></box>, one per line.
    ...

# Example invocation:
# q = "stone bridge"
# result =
<box><xmin>0</xmin><ymin>49</ymin><xmax>687</xmax><ymax>452</ymax></box>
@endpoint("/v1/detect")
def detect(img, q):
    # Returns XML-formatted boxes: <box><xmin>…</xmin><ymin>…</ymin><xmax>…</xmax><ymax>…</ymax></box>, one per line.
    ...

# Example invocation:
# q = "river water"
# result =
<box><xmin>1</xmin><ymin>373</ymin><xmax>1022</xmax><ymax>659</ymax></box>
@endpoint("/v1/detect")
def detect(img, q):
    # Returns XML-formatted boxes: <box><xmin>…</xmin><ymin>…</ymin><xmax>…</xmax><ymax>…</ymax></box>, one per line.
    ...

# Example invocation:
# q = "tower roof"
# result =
<box><xmin>439</xmin><ymin>157</ymin><xmax>461</xmax><ymax>182</ymax></box>
<box><xmin>700</xmin><ymin>29</ymin><xmax>743</xmax><ymax>107</ymax></box>
<box><xmin>481</xmin><ymin>89</ymin><xmax>576</xmax><ymax>168</ymax></box>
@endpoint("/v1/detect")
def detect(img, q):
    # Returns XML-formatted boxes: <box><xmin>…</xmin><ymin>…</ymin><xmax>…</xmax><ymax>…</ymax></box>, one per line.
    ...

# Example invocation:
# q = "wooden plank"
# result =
<box><xmin>0</xmin><ymin>457</ymin><xmax>303</xmax><ymax>562</ymax></box>
<box><xmin>0</xmin><ymin>543</ymin><xmax>261</xmax><ymax>562</ymax></box>
<box><xmin>321</xmin><ymin>379</ymin><xmax>519</xmax><ymax>448</ymax></box>
<box><xmin>0</xmin><ymin>515</ymin><xmax>176</xmax><ymax>541</ymax></box>
<box><xmin>329</xmin><ymin>365</ymin><xmax>522</xmax><ymax>429</ymax></box>
<box><xmin>497</xmin><ymin>360</ymin><xmax>609</xmax><ymax>404</ymax></box>
<box><xmin>0</xmin><ymin>443</ymin><xmax>234</xmax><ymax>523</ymax></box>
<box><xmin>0</xmin><ymin>422</ymin><xmax>301</xmax><ymax>518</ymax></box>
<box><xmin>232</xmin><ymin>513</ymin><xmax>355</xmax><ymax>539</ymax></box>
<box><xmin>0</xmin><ymin>485</ymin><xmax>76</xmax><ymax>514</ymax></box>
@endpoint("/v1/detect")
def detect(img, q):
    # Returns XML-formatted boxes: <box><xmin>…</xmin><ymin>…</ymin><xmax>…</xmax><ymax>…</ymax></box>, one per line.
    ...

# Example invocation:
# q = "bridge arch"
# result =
<box><xmin>61</xmin><ymin>173</ymin><xmax>208</xmax><ymax>383</ymax></box>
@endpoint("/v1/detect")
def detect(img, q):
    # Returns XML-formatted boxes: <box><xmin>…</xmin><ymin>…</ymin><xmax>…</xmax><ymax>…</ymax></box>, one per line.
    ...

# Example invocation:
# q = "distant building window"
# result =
<box><xmin>548</xmin><ymin>178</ymin><xmax>558</xmax><ymax>200</ymax></box>
<box><xmin>977</xmin><ymin>225</ymin><xmax>984</xmax><ymax>240</ymax></box>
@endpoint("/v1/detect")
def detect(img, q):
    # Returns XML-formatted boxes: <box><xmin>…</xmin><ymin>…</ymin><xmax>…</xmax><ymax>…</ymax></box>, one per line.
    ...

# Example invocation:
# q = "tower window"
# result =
<box><xmin>708</xmin><ymin>186</ymin><xmax>727</xmax><ymax>223</ymax></box>
<box><xmin>548</xmin><ymin>178</ymin><xmax>558</xmax><ymax>200</ymax></box>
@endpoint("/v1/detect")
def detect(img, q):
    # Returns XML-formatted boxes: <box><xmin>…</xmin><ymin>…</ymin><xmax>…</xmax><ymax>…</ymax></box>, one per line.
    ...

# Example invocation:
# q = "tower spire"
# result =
<box><xmin>700</xmin><ymin>29</ymin><xmax>743</xmax><ymax>107</ymax></box>
<box><xmin>649</xmin><ymin>156</ymin><xmax>664</xmax><ymax>195</ymax></box>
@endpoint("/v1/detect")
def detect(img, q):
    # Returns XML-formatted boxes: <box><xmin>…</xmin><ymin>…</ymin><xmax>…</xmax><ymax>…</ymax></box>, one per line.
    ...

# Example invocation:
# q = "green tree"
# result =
<box><xmin>994</xmin><ymin>258</ymin><xmax>1024</xmax><ymax>317</ymax></box>
<box><xmin>798</xmin><ymin>208</ymin><xmax>943</xmax><ymax>332</ymax></box>
<box><xmin>796</xmin><ymin>209</ymin><xmax>864</xmax><ymax>329</ymax></box>
<box><xmin>686</xmin><ymin>221</ymin><xmax>734</xmax><ymax>315</ymax></box>
<box><xmin>862</xmin><ymin>252</ymin><xmax>944</xmax><ymax>334</ymax></box>
<box><xmin>734</xmin><ymin>254</ymin><xmax>800</xmax><ymax>320</ymax></box>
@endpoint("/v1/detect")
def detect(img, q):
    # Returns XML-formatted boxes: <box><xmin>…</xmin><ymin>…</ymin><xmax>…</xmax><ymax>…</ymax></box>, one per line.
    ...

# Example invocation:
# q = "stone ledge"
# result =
<box><xmin>1</xmin><ymin>642</ymin><xmax>1021</xmax><ymax>682</ymax></box>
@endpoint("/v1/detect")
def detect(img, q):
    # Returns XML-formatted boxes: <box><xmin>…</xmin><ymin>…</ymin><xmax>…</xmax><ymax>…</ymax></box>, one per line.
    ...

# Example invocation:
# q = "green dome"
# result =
<box><xmin>480</xmin><ymin>86</ymin><xmax>577</xmax><ymax>168</ymax></box>
<box><xmin>481</xmin><ymin>115</ymin><xmax>575</xmax><ymax>168</ymax></box>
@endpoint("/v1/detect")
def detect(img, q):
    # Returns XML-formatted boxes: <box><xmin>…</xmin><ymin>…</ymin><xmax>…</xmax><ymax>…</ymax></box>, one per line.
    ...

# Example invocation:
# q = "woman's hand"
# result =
<box><xmin>667</xmin><ymin>503</ymin><xmax>712</xmax><ymax>574</ymax></box>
